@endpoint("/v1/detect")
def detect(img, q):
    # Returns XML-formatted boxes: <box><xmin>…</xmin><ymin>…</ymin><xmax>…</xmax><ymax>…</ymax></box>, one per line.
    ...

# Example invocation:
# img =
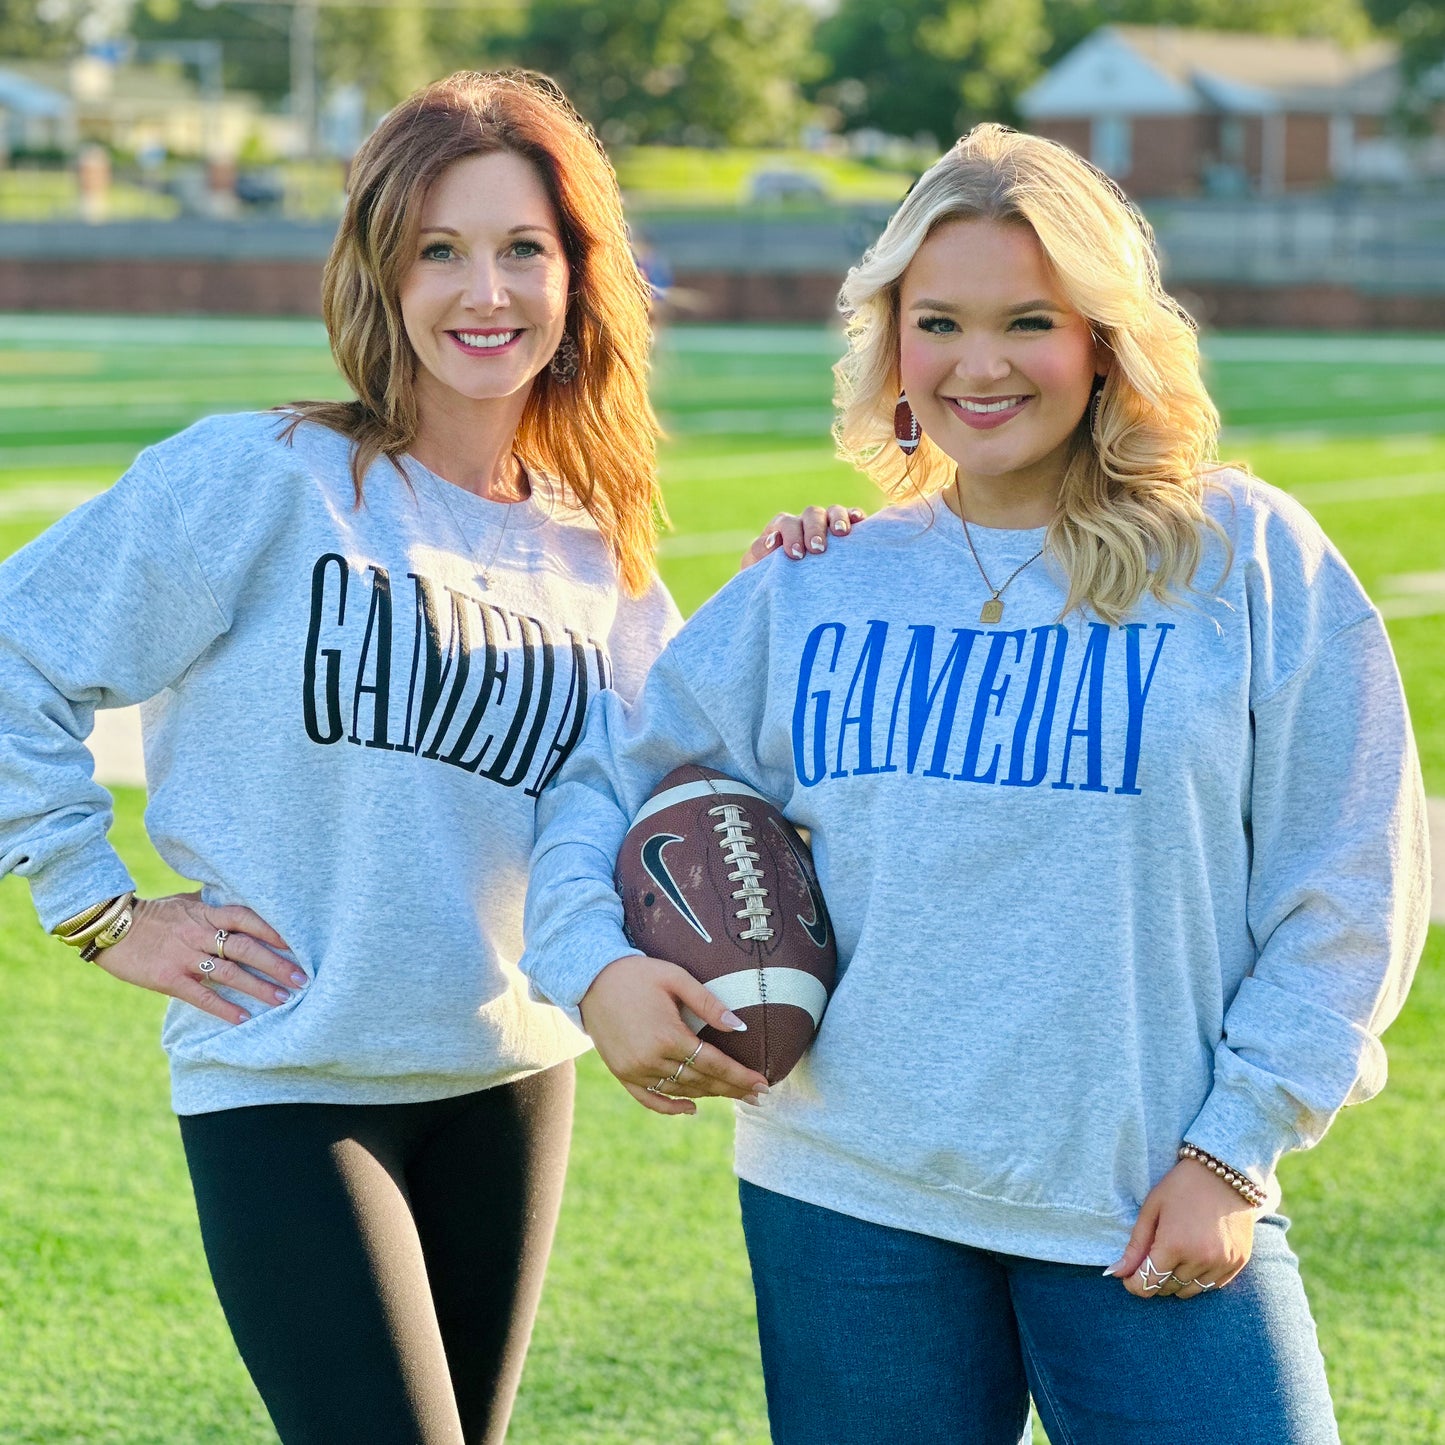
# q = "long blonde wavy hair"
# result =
<box><xmin>283</xmin><ymin>70</ymin><xmax>662</xmax><ymax>597</ymax></box>
<box><xmin>836</xmin><ymin>123</ymin><xmax>1230</xmax><ymax>621</ymax></box>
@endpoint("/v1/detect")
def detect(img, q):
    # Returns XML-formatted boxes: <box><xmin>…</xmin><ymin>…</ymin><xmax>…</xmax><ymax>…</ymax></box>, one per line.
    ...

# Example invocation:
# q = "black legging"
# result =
<box><xmin>179</xmin><ymin>1062</ymin><xmax>575</xmax><ymax>1445</ymax></box>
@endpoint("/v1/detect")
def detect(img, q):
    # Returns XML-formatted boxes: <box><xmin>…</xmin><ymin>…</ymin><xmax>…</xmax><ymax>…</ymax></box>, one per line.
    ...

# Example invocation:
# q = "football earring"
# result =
<box><xmin>894</xmin><ymin>391</ymin><xmax>921</xmax><ymax>454</ymax></box>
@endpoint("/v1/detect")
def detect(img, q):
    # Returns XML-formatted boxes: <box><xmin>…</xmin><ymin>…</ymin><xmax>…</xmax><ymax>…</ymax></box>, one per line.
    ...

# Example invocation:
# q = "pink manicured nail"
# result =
<box><xmin>788</xmin><ymin>544</ymin><xmax>803</xmax><ymax>559</ymax></box>
<box><xmin>832</xmin><ymin>520</ymin><xmax>848</xmax><ymax>534</ymax></box>
<box><xmin>721</xmin><ymin>1011</ymin><xmax>747</xmax><ymax>1031</ymax></box>
<box><xmin>273</xmin><ymin>988</ymin><xmax>290</xmax><ymax>1004</ymax></box>
<box><xmin>808</xmin><ymin>536</ymin><xmax>825</xmax><ymax>553</ymax></box>
<box><xmin>290</xmin><ymin>971</ymin><xmax>307</xmax><ymax>986</ymax></box>
<box><xmin>765</xmin><ymin>532</ymin><xmax>781</xmax><ymax>549</ymax></box>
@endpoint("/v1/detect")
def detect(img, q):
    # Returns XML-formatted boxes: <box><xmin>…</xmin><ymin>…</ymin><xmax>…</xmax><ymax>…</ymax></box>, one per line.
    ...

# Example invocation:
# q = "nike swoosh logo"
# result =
<box><xmin>640</xmin><ymin>833</ymin><xmax>713</xmax><ymax>943</ymax></box>
<box><xmin>770</xmin><ymin>818</ymin><xmax>830</xmax><ymax>949</ymax></box>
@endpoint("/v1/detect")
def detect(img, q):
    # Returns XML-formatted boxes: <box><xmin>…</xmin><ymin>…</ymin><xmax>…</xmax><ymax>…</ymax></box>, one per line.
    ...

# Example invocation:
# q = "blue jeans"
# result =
<box><xmin>739</xmin><ymin>1181</ymin><xmax>1339</xmax><ymax>1445</ymax></box>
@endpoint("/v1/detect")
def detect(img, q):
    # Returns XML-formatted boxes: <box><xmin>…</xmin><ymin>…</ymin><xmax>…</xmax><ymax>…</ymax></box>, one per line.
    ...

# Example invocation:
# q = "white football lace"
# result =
<box><xmin>708</xmin><ymin>803</ymin><xmax>774</xmax><ymax>941</ymax></box>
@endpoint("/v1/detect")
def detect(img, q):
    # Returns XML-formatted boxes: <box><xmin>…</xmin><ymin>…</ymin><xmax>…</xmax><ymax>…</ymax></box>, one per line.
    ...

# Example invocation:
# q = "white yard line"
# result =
<box><xmin>0</xmin><ymin>483</ymin><xmax>104</xmax><ymax>518</ymax></box>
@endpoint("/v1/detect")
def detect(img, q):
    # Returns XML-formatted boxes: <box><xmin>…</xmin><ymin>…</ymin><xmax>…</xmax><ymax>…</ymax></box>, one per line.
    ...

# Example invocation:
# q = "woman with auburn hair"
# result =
<box><xmin>523</xmin><ymin>123</ymin><xmax>1430</xmax><ymax>1442</ymax></box>
<box><xmin>0</xmin><ymin>70</ymin><xmax>835</xmax><ymax>1444</ymax></box>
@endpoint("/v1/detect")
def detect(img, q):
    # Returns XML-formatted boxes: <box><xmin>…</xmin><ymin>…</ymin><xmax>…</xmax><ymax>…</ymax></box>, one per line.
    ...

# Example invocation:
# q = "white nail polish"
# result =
<box><xmin>808</xmin><ymin>537</ymin><xmax>825</xmax><ymax>552</ymax></box>
<box><xmin>788</xmin><ymin>545</ymin><xmax>803</xmax><ymax>559</ymax></box>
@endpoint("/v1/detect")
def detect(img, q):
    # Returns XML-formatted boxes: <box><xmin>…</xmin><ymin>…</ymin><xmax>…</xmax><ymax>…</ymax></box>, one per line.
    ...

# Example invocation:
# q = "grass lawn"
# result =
<box><xmin>615</xmin><ymin>147</ymin><xmax>915</xmax><ymax>211</ymax></box>
<box><xmin>0</xmin><ymin>318</ymin><xmax>1441</xmax><ymax>1443</ymax></box>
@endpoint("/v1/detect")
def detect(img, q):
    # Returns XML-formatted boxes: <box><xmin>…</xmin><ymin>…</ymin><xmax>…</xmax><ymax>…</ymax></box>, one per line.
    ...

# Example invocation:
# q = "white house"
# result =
<box><xmin>0</xmin><ymin>67</ymin><xmax>74</xmax><ymax>158</ymax></box>
<box><xmin>1018</xmin><ymin>26</ymin><xmax>1405</xmax><ymax>196</ymax></box>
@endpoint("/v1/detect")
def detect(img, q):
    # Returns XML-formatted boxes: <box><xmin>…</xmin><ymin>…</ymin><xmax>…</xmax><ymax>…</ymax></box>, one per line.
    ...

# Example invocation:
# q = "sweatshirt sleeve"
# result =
<box><xmin>605</xmin><ymin>571</ymin><xmax>682</xmax><ymax>704</ymax></box>
<box><xmin>0</xmin><ymin>448</ymin><xmax>229</xmax><ymax>927</ymax></box>
<box><xmin>521</xmin><ymin>568</ymin><xmax>785</xmax><ymax>1015</ymax></box>
<box><xmin>1184</xmin><ymin>609</ymin><xmax>1431</xmax><ymax>1184</ymax></box>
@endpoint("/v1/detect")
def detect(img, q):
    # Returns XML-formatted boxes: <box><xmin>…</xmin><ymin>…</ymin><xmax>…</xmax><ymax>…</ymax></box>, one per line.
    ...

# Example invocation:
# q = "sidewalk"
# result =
<box><xmin>87</xmin><ymin>707</ymin><xmax>1445</xmax><ymax>926</ymax></box>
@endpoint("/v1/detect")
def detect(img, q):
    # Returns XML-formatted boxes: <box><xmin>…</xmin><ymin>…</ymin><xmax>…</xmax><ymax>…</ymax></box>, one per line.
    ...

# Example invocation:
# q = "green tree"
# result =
<box><xmin>1039</xmin><ymin>0</ymin><xmax>1375</xmax><ymax>63</ymax></box>
<box><xmin>0</xmin><ymin>0</ymin><xmax>82</xmax><ymax>57</ymax></box>
<box><xmin>813</xmin><ymin>0</ymin><xmax>1048</xmax><ymax>145</ymax></box>
<box><xmin>518</xmin><ymin>0</ymin><xmax>819</xmax><ymax>146</ymax></box>
<box><xmin>320</xmin><ymin>0</ymin><xmax>525</xmax><ymax>111</ymax></box>
<box><xmin>1362</xmin><ymin>0</ymin><xmax>1445</xmax><ymax>130</ymax></box>
<box><xmin>129</xmin><ymin>0</ymin><xmax>523</xmax><ymax>110</ymax></box>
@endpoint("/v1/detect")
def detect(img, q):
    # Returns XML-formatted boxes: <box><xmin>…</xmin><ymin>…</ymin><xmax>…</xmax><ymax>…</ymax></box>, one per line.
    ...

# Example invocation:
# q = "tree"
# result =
<box><xmin>813</xmin><ymin>0</ymin><xmax>1048</xmax><ymax>147</ymax></box>
<box><xmin>128</xmin><ymin>0</ymin><xmax>524</xmax><ymax>111</ymax></box>
<box><xmin>1362</xmin><ymin>0</ymin><xmax>1445</xmax><ymax>131</ymax></box>
<box><xmin>1</xmin><ymin>0</ymin><xmax>83</xmax><ymax>57</ymax></box>
<box><xmin>519</xmin><ymin>0</ymin><xmax>820</xmax><ymax>146</ymax></box>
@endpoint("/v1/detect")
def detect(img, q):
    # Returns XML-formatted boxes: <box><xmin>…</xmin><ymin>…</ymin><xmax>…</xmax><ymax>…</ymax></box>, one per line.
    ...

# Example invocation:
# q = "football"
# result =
<box><xmin>616</xmin><ymin>765</ymin><xmax>837</xmax><ymax>1084</ymax></box>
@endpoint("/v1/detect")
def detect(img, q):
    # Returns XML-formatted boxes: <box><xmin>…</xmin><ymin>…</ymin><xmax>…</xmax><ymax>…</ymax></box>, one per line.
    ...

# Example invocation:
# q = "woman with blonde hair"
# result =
<box><xmin>523</xmin><ymin>124</ymin><xmax>1429</xmax><ymax>1442</ymax></box>
<box><xmin>0</xmin><ymin>69</ymin><xmax>824</xmax><ymax>1444</ymax></box>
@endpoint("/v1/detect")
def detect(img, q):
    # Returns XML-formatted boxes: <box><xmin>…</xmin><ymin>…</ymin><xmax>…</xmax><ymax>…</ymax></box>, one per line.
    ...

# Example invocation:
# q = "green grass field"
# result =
<box><xmin>0</xmin><ymin>317</ymin><xmax>1441</xmax><ymax>1443</ymax></box>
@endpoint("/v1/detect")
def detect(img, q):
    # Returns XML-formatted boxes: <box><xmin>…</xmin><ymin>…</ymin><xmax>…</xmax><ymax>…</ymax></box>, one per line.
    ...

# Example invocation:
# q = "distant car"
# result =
<box><xmin>745</xmin><ymin>169</ymin><xmax>830</xmax><ymax>205</ymax></box>
<box><xmin>235</xmin><ymin>169</ymin><xmax>286</xmax><ymax>208</ymax></box>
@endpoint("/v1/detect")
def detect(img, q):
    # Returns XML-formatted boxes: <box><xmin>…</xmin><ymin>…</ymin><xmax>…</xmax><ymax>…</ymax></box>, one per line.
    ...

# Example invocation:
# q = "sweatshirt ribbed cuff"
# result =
<box><xmin>1183</xmin><ymin>1079</ymin><xmax>1301</xmax><ymax>1187</ymax></box>
<box><xmin>28</xmin><ymin>842</ymin><xmax>136</xmax><ymax>936</ymax></box>
<box><xmin>520</xmin><ymin>911</ymin><xmax>642</xmax><ymax>1022</ymax></box>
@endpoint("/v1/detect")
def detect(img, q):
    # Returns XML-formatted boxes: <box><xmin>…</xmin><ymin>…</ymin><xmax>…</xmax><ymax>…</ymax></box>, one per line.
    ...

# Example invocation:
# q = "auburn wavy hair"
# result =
<box><xmin>835</xmin><ymin>123</ymin><xmax>1231</xmax><ymax>621</ymax></box>
<box><xmin>282</xmin><ymin>69</ymin><xmax>662</xmax><ymax>596</ymax></box>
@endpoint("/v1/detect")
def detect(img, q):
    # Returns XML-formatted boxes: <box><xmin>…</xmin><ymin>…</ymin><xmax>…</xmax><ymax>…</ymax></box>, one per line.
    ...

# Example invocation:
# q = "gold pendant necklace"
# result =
<box><xmin>956</xmin><ymin>492</ymin><xmax>1045</xmax><ymax>624</ymax></box>
<box><xmin>427</xmin><ymin>459</ymin><xmax>525</xmax><ymax>591</ymax></box>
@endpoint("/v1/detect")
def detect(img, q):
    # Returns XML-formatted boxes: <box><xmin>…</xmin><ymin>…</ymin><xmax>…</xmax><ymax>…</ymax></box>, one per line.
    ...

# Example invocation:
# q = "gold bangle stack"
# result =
<box><xmin>52</xmin><ymin>891</ymin><xmax>137</xmax><ymax>962</ymax></box>
<box><xmin>1178</xmin><ymin>1143</ymin><xmax>1268</xmax><ymax>1209</ymax></box>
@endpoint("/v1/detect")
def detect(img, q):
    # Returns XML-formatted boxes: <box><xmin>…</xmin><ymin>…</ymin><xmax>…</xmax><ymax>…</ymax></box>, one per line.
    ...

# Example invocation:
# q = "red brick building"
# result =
<box><xmin>1018</xmin><ymin>26</ymin><xmax>1402</xmax><ymax>197</ymax></box>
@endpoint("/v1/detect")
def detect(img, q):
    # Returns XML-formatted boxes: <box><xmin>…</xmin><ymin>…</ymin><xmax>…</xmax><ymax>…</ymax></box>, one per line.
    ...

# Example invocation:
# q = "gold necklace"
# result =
<box><xmin>426</xmin><ymin>459</ymin><xmax>526</xmax><ymax>592</ymax></box>
<box><xmin>954</xmin><ymin>489</ymin><xmax>1045</xmax><ymax>624</ymax></box>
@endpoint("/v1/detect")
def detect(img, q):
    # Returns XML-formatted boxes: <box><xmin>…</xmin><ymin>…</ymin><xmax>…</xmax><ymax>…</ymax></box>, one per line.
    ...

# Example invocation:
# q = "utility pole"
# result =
<box><xmin>290</xmin><ymin>0</ymin><xmax>319</xmax><ymax>159</ymax></box>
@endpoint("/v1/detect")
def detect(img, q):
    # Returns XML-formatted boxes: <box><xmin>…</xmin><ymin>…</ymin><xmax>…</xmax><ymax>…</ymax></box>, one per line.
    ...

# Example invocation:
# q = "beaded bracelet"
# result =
<box><xmin>1178</xmin><ymin>1143</ymin><xmax>1268</xmax><ymax>1209</ymax></box>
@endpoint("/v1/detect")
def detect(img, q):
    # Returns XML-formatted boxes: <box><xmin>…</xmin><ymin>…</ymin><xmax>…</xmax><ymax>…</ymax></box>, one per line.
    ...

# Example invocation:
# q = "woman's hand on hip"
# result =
<box><xmin>94</xmin><ymin>891</ymin><xmax>303</xmax><ymax>1026</ymax></box>
<box><xmin>579</xmin><ymin>954</ymin><xmax>769</xmax><ymax>1116</ymax></box>
<box><xmin>739</xmin><ymin>505</ymin><xmax>866</xmax><ymax>570</ymax></box>
<box><xmin>1105</xmin><ymin>1157</ymin><xmax>1259</xmax><ymax>1300</ymax></box>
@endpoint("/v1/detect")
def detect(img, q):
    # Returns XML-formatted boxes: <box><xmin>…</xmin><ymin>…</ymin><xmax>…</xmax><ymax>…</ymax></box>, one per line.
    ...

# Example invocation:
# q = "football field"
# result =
<box><xmin>0</xmin><ymin>316</ymin><xmax>1441</xmax><ymax>1443</ymax></box>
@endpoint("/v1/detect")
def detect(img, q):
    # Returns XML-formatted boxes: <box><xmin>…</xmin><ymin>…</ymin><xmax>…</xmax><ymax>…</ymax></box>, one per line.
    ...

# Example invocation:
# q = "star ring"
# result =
<box><xmin>1138</xmin><ymin>1257</ymin><xmax>1178</xmax><ymax>1293</ymax></box>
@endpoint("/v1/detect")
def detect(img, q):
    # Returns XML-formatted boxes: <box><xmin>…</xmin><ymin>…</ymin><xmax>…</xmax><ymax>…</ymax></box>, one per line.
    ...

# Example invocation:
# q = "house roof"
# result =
<box><xmin>1020</xmin><ymin>24</ymin><xmax>1399</xmax><ymax>119</ymax></box>
<box><xmin>0</xmin><ymin>66</ymin><xmax>72</xmax><ymax>119</ymax></box>
<box><xmin>3</xmin><ymin>59</ymin><xmax>202</xmax><ymax>108</ymax></box>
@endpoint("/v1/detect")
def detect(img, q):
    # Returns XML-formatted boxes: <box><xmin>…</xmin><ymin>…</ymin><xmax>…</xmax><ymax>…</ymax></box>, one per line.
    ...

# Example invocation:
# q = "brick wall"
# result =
<box><xmin>1036</xmin><ymin>115</ymin><xmax>1204</xmax><ymax>196</ymax></box>
<box><xmin>2</xmin><ymin>255</ymin><xmax>1443</xmax><ymax>330</ymax></box>
<box><xmin>1284</xmin><ymin>114</ymin><xmax>1332</xmax><ymax>189</ymax></box>
<box><xmin>0</xmin><ymin>257</ymin><xmax>324</xmax><ymax>315</ymax></box>
<box><xmin>1125</xmin><ymin>115</ymin><xmax>1205</xmax><ymax>198</ymax></box>
<box><xmin>1033</xmin><ymin>119</ymin><xmax>1091</xmax><ymax>160</ymax></box>
<box><xmin>1179</xmin><ymin>281</ymin><xmax>1445</xmax><ymax>330</ymax></box>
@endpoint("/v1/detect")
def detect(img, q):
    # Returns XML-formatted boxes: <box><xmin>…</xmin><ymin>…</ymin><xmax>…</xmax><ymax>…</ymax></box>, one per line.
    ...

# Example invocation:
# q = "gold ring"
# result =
<box><xmin>684</xmin><ymin>1040</ymin><xmax>704</xmax><ymax>1067</ymax></box>
<box><xmin>646</xmin><ymin>1077</ymin><xmax>671</xmax><ymax>1096</ymax></box>
<box><xmin>214</xmin><ymin>928</ymin><xmax>229</xmax><ymax>961</ymax></box>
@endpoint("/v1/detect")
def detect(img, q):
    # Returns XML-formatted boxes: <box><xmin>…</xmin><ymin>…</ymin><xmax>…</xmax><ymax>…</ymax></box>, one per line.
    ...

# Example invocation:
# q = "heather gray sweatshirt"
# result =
<box><xmin>522</xmin><ymin>475</ymin><xmax>1430</xmax><ymax>1264</ymax></box>
<box><xmin>0</xmin><ymin>412</ymin><xmax>678</xmax><ymax>1113</ymax></box>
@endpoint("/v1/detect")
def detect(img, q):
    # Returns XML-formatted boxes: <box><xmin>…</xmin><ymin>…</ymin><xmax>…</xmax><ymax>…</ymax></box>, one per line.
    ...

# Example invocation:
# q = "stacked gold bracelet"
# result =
<box><xmin>52</xmin><ymin>891</ymin><xmax>137</xmax><ymax>962</ymax></box>
<box><xmin>1178</xmin><ymin>1143</ymin><xmax>1268</xmax><ymax>1209</ymax></box>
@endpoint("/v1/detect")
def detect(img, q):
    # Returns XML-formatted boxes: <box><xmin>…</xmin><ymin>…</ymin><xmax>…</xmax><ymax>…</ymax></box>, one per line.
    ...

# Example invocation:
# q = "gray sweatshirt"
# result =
<box><xmin>0</xmin><ymin>412</ymin><xmax>678</xmax><ymax>1113</ymax></box>
<box><xmin>522</xmin><ymin>475</ymin><xmax>1430</xmax><ymax>1264</ymax></box>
